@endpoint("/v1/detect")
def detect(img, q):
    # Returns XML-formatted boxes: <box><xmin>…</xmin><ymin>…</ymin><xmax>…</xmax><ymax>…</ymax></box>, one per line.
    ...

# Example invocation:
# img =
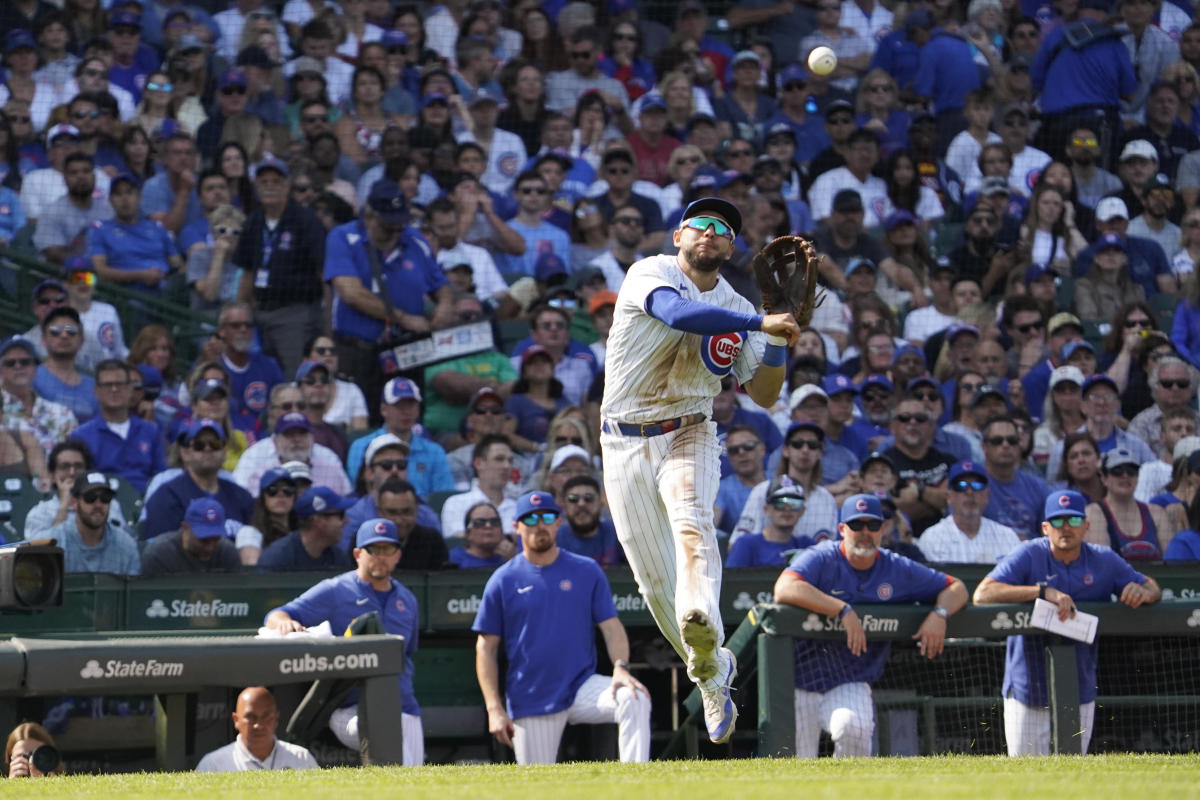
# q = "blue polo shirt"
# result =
<box><xmin>986</xmin><ymin>537</ymin><xmax>1147</xmax><ymax>705</ymax></box>
<box><xmin>473</xmin><ymin>550</ymin><xmax>617</xmax><ymax>719</ymax></box>
<box><xmin>726</xmin><ymin>533</ymin><xmax>814</xmax><ymax>568</ymax></box>
<box><xmin>324</xmin><ymin>220</ymin><xmax>446</xmax><ymax>342</ymax></box>
<box><xmin>449</xmin><ymin>547</ymin><xmax>506</xmax><ymax>569</ymax></box>
<box><xmin>1030</xmin><ymin>24</ymin><xmax>1136</xmax><ymax>113</ymax></box>
<box><xmin>141</xmin><ymin>472</ymin><xmax>255</xmax><ymax>540</ymax></box>
<box><xmin>912</xmin><ymin>28</ymin><xmax>982</xmax><ymax>113</ymax></box>
<box><xmin>70</xmin><ymin>415</ymin><xmax>167</xmax><ymax>494</ymax></box>
<box><xmin>345</xmin><ymin>428</ymin><xmax>455</xmax><ymax>499</ymax></box>
<box><xmin>984</xmin><ymin>471</ymin><xmax>1050</xmax><ymax>540</ymax></box>
<box><xmin>258</xmin><ymin>531</ymin><xmax>354</xmax><ymax>571</ymax></box>
<box><xmin>557</xmin><ymin>518</ymin><xmax>625</xmax><ymax>566</ymax></box>
<box><xmin>270</xmin><ymin>570</ymin><xmax>421</xmax><ymax>715</ymax></box>
<box><xmin>85</xmin><ymin>216</ymin><xmax>175</xmax><ymax>292</ymax></box>
<box><xmin>785</xmin><ymin>540</ymin><xmax>953</xmax><ymax>692</ymax></box>
<box><xmin>870</xmin><ymin>29</ymin><xmax>921</xmax><ymax>91</ymax></box>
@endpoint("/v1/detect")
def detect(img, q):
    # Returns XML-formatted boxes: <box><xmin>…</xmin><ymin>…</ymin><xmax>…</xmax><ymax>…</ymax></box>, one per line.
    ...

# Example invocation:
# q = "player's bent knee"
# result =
<box><xmin>829</xmin><ymin>708</ymin><xmax>873</xmax><ymax>756</ymax></box>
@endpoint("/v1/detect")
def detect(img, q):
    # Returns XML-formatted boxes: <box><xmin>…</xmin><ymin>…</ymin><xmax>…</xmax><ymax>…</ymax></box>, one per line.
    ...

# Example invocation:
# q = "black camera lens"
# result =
<box><xmin>31</xmin><ymin>744</ymin><xmax>60</xmax><ymax>775</ymax></box>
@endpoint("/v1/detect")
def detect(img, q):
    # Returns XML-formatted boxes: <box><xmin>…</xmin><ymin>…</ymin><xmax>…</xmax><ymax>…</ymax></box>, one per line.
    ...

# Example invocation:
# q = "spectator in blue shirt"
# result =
<box><xmin>726</xmin><ymin>476</ymin><xmax>814</xmax><ymax>567</ymax></box>
<box><xmin>911</xmin><ymin>20</ymin><xmax>983</xmax><ymax>150</ymax></box>
<box><xmin>717</xmin><ymin>425</ymin><xmax>767</xmax><ymax>535</ymax></box>
<box><xmin>981</xmin><ymin>415</ymin><xmax>1050</xmax><ymax>540</ymax></box>
<box><xmin>33</xmin><ymin>306</ymin><xmax>98</xmax><ymax>422</ymax></box>
<box><xmin>140</xmin><ymin>130</ymin><xmax>205</xmax><ymax>236</ymax></box>
<box><xmin>43</xmin><ymin>470</ymin><xmax>140</xmax><ymax>576</ymax></box>
<box><xmin>258</xmin><ymin>486</ymin><xmax>355</xmax><ymax>571</ymax></box>
<box><xmin>87</xmin><ymin>172</ymin><xmax>182</xmax><ymax>296</ymax></box>
<box><xmin>556</xmin><ymin>475</ymin><xmax>625</xmax><ymax>566</ymax></box>
<box><xmin>106</xmin><ymin>11</ymin><xmax>161</xmax><ymax>103</ymax></box>
<box><xmin>494</xmin><ymin>170</ymin><xmax>572</xmax><ymax>276</ymax></box>
<box><xmin>448</xmin><ymin>501</ymin><xmax>510</xmax><ymax>569</ymax></box>
<box><xmin>69</xmin><ymin>359</ymin><xmax>166</xmax><ymax>494</ymax></box>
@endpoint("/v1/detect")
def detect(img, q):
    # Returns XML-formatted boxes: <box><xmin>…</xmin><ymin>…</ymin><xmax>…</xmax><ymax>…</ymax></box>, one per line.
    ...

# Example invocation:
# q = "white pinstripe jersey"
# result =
<box><xmin>600</xmin><ymin>254</ymin><xmax>765</xmax><ymax>423</ymax></box>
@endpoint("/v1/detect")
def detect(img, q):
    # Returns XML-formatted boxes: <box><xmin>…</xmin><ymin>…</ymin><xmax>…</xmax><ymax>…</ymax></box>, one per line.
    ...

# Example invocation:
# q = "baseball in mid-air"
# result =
<box><xmin>807</xmin><ymin>46</ymin><xmax>837</xmax><ymax>76</ymax></box>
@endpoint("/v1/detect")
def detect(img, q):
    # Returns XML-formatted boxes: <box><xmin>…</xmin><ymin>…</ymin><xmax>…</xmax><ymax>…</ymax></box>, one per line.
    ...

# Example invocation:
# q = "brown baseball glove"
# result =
<box><xmin>750</xmin><ymin>235</ymin><xmax>826</xmax><ymax>328</ymax></box>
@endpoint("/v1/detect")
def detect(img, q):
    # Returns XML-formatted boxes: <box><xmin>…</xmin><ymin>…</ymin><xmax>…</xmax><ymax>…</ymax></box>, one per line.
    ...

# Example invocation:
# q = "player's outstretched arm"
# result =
<box><xmin>475</xmin><ymin>633</ymin><xmax>514</xmax><ymax>747</ymax></box>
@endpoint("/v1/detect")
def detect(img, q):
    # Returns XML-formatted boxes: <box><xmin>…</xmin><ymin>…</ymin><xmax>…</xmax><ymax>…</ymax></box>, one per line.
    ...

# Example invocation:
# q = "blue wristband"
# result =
<box><xmin>762</xmin><ymin>343</ymin><xmax>786</xmax><ymax>367</ymax></box>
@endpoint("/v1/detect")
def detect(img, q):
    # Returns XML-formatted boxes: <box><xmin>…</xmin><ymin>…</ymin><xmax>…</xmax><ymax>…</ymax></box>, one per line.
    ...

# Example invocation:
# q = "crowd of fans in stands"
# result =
<box><xmin>2</xmin><ymin>0</ymin><xmax>1200</xmax><ymax>579</ymax></box>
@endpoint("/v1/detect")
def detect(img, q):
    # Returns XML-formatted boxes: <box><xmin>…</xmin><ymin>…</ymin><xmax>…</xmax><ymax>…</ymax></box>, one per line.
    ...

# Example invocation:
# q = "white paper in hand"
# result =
<box><xmin>1030</xmin><ymin>598</ymin><xmax>1098</xmax><ymax>644</ymax></box>
<box><xmin>255</xmin><ymin>620</ymin><xmax>335</xmax><ymax>639</ymax></box>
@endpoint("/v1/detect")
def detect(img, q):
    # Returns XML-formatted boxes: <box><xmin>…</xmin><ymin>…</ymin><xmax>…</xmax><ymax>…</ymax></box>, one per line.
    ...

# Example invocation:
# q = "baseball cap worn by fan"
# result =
<box><xmin>1119</xmin><ymin>139</ymin><xmax>1158</xmax><ymax>162</ymax></box>
<box><xmin>1095</xmin><ymin>197</ymin><xmax>1129</xmax><ymax>222</ymax></box>
<box><xmin>259</xmin><ymin>466</ymin><xmax>294</xmax><ymax>493</ymax></box>
<box><xmin>535</xmin><ymin>252</ymin><xmax>568</xmax><ymax>283</ymax></box>
<box><xmin>767</xmin><ymin>475</ymin><xmax>805</xmax><ymax>502</ymax></box>
<box><xmin>73</xmin><ymin>471</ymin><xmax>111</xmax><ymax>497</ymax></box>
<box><xmin>840</xmin><ymin>493</ymin><xmax>884</xmax><ymax>523</ymax></box>
<box><xmin>364</xmin><ymin>432</ymin><xmax>410</xmax><ymax>465</ymax></box>
<box><xmin>252</xmin><ymin>154</ymin><xmax>288</xmax><ymax>180</ymax></box>
<box><xmin>382</xmin><ymin>377</ymin><xmax>422</xmax><ymax>404</ymax></box>
<box><xmin>0</xmin><ymin>336</ymin><xmax>37</xmax><ymax>362</ymax></box>
<box><xmin>1103</xmin><ymin>447</ymin><xmax>1139</xmax><ymax>472</ymax></box>
<box><xmin>681</xmin><ymin>197</ymin><xmax>742</xmax><ymax>238</ymax></box>
<box><xmin>589</xmin><ymin>290</ymin><xmax>618</xmax><ymax>314</ymax></box>
<box><xmin>948</xmin><ymin>460</ymin><xmax>988</xmax><ymax>484</ymax></box>
<box><xmin>368</xmin><ymin>180</ymin><xmax>408</xmax><ymax>225</ymax></box>
<box><xmin>274</xmin><ymin>412</ymin><xmax>311</xmax><ymax>434</ymax></box>
<box><xmin>185</xmin><ymin>497</ymin><xmax>226</xmax><ymax>539</ymax></box>
<box><xmin>1050</xmin><ymin>365</ymin><xmax>1085</xmax><ymax>389</ymax></box>
<box><xmin>513</xmin><ymin>490</ymin><xmax>561</xmax><ymax>521</ymax></box>
<box><xmin>296</xmin><ymin>486</ymin><xmax>355</xmax><ymax>518</ymax></box>
<box><xmin>185</xmin><ymin>417</ymin><xmax>226</xmax><ymax>443</ymax></box>
<box><xmin>1043</xmin><ymin>489</ymin><xmax>1086</xmax><ymax>520</ymax></box>
<box><xmin>45</xmin><ymin>123</ymin><xmax>80</xmax><ymax>148</ymax></box>
<box><xmin>1047</xmin><ymin>312</ymin><xmax>1083</xmax><ymax>337</ymax></box>
<box><xmin>832</xmin><ymin>189</ymin><xmax>863</xmax><ymax>213</ymax></box>
<box><xmin>356</xmin><ymin>517</ymin><xmax>401</xmax><ymax>548</ymax></box>
<box><xmin>789</xmin><ymin>383</ymin><xmax>828</xmax><ymax>412</ymax></box>
<box><xmin>980</xmin><ymin>176</ymin><xmax>1010</xmax><ymax>197</ymax></box>
<box><xmin>217</xmin><ymin>69</ymin><xmax>248</xmax><ymax>91</ymax></box>
<box><xmin>193</xmin><ymin>378</ymin><xmax>228</xmax><ymax>400</ymax></box>
<box><xmin>281</xmin><ymin>460</ymin><xmax>313</xmax><ymax>483</ymax></box>
<box><xmin>550</xmin><ymin>444</ymin><xmax>591</xmax><ymax>472</ymax></box>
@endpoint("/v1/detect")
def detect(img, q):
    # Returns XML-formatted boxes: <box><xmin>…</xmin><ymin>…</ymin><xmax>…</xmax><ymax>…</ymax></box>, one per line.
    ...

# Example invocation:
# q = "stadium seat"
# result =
<box><xmin>428</xmin><ymin>491</ymin><xmax>455</xmax><ymax>515</ymax></box>
<box><xmin>1149</xmin><ymin>293</ymin><xmax>1176</xmax><ymax>333</ymax></box>
<box><xmin>0</xmin><ymin>475</ymin><xmax>45</xmax><ymax>543</ymax></box>
<box><xmin>107</xmin><ymin>476</ymin><xmax>145</xmax><ymax>533</ymax></box>
<box><xmin>497</xmin><ymin>319</ymin><xmax>532</xmax><ymax>353</ymax></box>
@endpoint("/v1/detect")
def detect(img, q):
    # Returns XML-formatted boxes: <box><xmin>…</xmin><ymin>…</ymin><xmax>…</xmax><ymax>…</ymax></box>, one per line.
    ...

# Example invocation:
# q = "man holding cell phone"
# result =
<box><xmin>974</xmin><ymin>489</ymin><xmax>1161</xmax><ymax>756</ymax></box>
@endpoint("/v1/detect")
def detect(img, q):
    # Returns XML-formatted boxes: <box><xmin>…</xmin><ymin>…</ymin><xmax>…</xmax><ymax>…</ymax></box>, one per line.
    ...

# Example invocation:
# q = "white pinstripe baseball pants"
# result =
<box><xmin>329</xmin><ymin>706</ymin><xmax>425</xmax><ymax>766</ymax></box>
<box><xmin>512</xmin><ymin>674</ymin><xmax>652</xmax><ymax>765</ymax></box>
<box><xmin>793</xmin><ymin>683</ymin><xmax>875</xmax><ymax>758</ymax></box>
<box><xmin>1003</xmin><ymin>697</ymin><xmax>1096</xmax><ymax>756</ymax></box>
<box><xmin>601</xmin><ymin>422</ymin><xmax>726</xmax><ymax>685</ymax></box>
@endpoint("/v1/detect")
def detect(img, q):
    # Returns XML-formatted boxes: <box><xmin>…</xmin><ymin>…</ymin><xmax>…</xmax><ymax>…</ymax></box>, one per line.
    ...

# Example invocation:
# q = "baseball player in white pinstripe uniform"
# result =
<box><xmin>473</xmin><ymin>491</ymin><xmax>651</xmax><ymax>765</ymax></box>
<box><xmin>599</xmin><ymin>197</ymin><xmax>800</xmax><ymax>744</ymax></box>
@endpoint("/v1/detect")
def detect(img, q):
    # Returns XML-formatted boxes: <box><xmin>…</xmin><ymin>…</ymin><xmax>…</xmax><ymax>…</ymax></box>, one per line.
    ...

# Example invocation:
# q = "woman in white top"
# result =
<box><xmin>235</xmin><ymin>467</ymin><xmax>299</xmax><ymax>565</ymax></box>
<box><xmin>303</xmin><ymin>335</ymin><xmax>368</xmax><ymax>430</ymax></box>
<box><xmin>1018</xmin><ymin>184</ymin><xmax>1087</xmax><ymax>277</ymax></box>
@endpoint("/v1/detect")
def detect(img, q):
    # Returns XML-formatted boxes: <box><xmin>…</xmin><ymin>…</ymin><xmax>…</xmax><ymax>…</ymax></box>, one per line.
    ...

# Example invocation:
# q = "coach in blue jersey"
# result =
<box><xmin>473</xmin><ymin>491</ymin><xmax>651</xmax><ymax>765</ymax></box>
<box><xmin>325</xmin><ymin>179</ymin><xmax>455</xmax><ymax>421</ymax></box>
<box><xmin>265</xmin><ymin>517</ymin><xmax>424</xmax><ymax>765</ymax></box>
<box><xmin>773</xmin><ymin>494</ymin><xmax>967</xmax><ymax>758</ymax></box>
<box><xmin>973</xmin><ymin>489</ymin><xmax>1160</xmax><ymax>756</ymax></box>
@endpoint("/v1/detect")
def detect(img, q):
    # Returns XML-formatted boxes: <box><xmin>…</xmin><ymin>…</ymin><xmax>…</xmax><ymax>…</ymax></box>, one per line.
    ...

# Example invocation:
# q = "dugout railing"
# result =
<box><xmin>664</xmin><ymin>600</ymin><xmax>1200</xmax><ymax>759</ymax></box>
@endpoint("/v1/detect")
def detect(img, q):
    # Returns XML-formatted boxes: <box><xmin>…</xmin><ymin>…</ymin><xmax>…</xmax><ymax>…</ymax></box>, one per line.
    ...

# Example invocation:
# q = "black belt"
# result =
<box><xmin>601</xmin><ymin>413</ymin><xmax>707</xmax><ymax>438</ymax></box>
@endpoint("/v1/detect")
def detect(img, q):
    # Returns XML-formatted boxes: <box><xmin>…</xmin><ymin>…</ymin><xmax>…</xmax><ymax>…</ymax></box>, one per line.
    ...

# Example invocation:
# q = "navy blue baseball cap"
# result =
<box><xmin>513</xmin><ymin>490</ymin><xmax>561</xmax><ymax>521</ymax></box>
<box><xmin>776</xmin><ymin>63</ymin><xmax>808</xmax><ymax>88</ymax></box>
<box><xmin>906</xmin><ymin>375</ymin><xmax>940</xmax><ymax>393</ymax></box>
<box><xmin>109</xmin><ymin>10</ymin><xmax>141</xmax><ymax>29</ymax></box>
<box><xmin>274</xmin><ymin>412</ymin><xmax>311</xmax><ymax>434</ymax></box>
<box><xmin>382</xmin><ymin>29</ymin><xmax>409</xmax><ymax>48</ymax></box>
<box><xmin>295</xmin><ymin>359</ymin><xmax>329</xmax><ymax>381</ymax></box>
<box><xmin>534</xmin><ymin>252</ymin><xmax>567</xmax><ymax>282</ymax></box>
<box><xmin>184</xmin><ymin>497</ymin><xmax>226</xmax><ymax>539</ymax></box>
<box><xmin>1025</xmin><ymin>263</ymin><xmax>1052</xmax><ymax>283</ymax></box>
<box><xmin>970</xmin><ymin>385</ymin><xmax>1010</xmax><ymax>410</ymax></box>
<box><xmin>367</xmin><ymin>179</ymin><xmax>408</xmax><ymax>225</ymax></box>
<box><xmin>1082</xmin><ymin>373</ymin><xmax>1118</xmax><ymax>396</ymax></box>
<box><xmin>193</xmin><ymin>378</ymin><xmax>228</xmax><ymax>400</ymax></box>
<box><xmin>356</xmin><ymin>517</ymin><xmax>401</xmax><ymax>548</ymax></box>
<box><xmin>1044</xmin><ymin>489</ymin><xmax>1087</xmax><ymax>520</ymax></box>
<box><xmin>0</xmin><ymin>336</ymin><xmax>37</xmax><ymax>360</ymax></box>
<box><xmin>251</xmin><ymin>154</ymin><xmax>289</xmax><ymax>180</ymax></box>
<box><xmin>681</xmin><ymin>197</ymin><xmax>742</xmax><ymax>238</ymax></box>
<box><xmin>823</xmin><ymin>374</ymin><xmax>858</xmax><ymax>396</ymax></box>
<box><xmin>861</xmin><ymin>451</ymin><xmax>895</xmax><ymax>472</ymax></box>
<box><xmin>859</xmin><ymin>374</ymin><xmax>894</xmax><ymax>394</ymax></box>
<box><xmin>217</xmin><ymin>68</ymin><xmax>248</xmax><ymax>90</ymax></box>
<box><xmin>184</xmin><ymin>417</ymin><xmax>226</xmax><ymax>444</ymax></box>
<box><xmin>894</xmin><ymin>342</ymin><xmax>926</xmax><ymax>367</ymax></box>
<box><xmin>258</xmin><ymin>466</ymin><xmax>295</xmax><ymax>492</ymax></box>
<box><xmin>640</xmin><ymin>93</ymin><xmax>667</xmax><ymax>113</ymax></box>
<box><xmin>110</xmin><ymin>172</ymin><xmax>140</xmax><ymax>191</ymax></box>
<box><xmin>4</xmin><ymin>29</ymin><xmax>36</xmax><ymax>55</ymax></box>
<box><xmin>840</xmin><ymin>493</ymin><xmax>884</xmax><ymax>523</ymax></box>
<box><xmin>296</xmin><ymin>486</ymin><xmax>355</xmax><ymax>518</ymax></box>
<box><xmin>785</xmin><ymin>420</ymin><xmax>825</xmax><ymax>442</ymax></box>
<box><xmin>1063</xmin><ymin>340</ymin><xmax>1096</xmax><ymax>362</ymax></box>
<box><xmin>948</xmin><ymin>460</ymin><xmax>988</xmax><ymax>483</ymax></box>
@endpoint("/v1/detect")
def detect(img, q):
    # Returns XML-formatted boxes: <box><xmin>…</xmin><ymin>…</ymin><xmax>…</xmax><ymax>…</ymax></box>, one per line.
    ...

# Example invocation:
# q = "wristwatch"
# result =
<box><xmin>1037</xmin><ymin>581</ymin><xmax>1048</xmax><ymax>600</ymax></box>
<box><xmin>837</xmin><ymin>603</ymin><xmax>853</xmax><ymax>619</ymax></box>
<box><xmin>614</xmin><ymin>660</ymin><xmax>631</xmax><ymax>671</ymax></box>
<box><xmin>932</xmin><ymin>606</ymin><xmax>950</xmax><ymax>620</ymax></box>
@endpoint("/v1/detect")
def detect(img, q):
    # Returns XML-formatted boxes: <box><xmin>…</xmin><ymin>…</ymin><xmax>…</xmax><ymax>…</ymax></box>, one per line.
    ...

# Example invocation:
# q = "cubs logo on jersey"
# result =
<box><xmin>700</xmin><ymin>332</ymin><xmax>744</xmax><ymax>377</ymax></box>
<box><xmin>244</xmin><ymin>381</ymin><xmax>268</xmax><ymax>411</ymax></box>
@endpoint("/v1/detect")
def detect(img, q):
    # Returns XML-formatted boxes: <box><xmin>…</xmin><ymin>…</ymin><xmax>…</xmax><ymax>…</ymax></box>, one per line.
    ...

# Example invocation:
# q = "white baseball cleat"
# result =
<box><xmin>701</xmin><ymin>648</ymin><xmax>737</xmax><ymax>744</ymax></box>
<box><xmin>681</xmin><ymin>609</ymin><xmax>720</xmax><ymax>682</ymax></box>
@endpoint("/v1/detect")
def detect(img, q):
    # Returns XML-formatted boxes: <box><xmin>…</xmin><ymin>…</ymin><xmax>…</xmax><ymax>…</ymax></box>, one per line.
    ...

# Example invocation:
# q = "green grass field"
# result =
<box><xmin>2</xmin><ymin>754</ymin><xmax>1197</xmax><ymax>800</ymax></box>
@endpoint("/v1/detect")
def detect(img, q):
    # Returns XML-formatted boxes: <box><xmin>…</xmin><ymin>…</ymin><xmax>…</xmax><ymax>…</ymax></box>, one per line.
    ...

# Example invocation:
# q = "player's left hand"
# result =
<box><xmin>1120</xmin><ymin>582</ymin><xmax>1154</xmax><ymax>608</ymax></box>
<box><xmin>610</xmin><ymin>666</ymin><xmax>648</xmax><ymax>699</ymax></box>
<box><xmin>913</xmin><ymin>613</ymin><xmax>947</xmax><ymax>659</ymax></box>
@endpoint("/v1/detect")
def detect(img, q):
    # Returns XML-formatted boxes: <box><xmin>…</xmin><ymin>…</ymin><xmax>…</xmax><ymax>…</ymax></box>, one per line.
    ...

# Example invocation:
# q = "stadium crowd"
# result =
<box><xmin>1</xmin><ymin>0</ymin><xmax>1199</xmax><ymax>769</ymax></box>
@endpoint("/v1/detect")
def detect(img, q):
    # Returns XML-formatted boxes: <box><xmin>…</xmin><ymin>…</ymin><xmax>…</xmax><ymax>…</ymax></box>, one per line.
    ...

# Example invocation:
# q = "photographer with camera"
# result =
<box><xmin>5</xmin><ymin>722</ymin><xmax>60</xmax><ymax>778</ymax></box>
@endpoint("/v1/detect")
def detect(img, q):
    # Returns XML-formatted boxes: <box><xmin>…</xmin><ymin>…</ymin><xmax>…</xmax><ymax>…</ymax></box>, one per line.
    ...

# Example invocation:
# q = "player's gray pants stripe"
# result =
<box><xmin>512</xmin><ymin>673</ymin><xmax>652</xmax><ymax>764</ymax></box>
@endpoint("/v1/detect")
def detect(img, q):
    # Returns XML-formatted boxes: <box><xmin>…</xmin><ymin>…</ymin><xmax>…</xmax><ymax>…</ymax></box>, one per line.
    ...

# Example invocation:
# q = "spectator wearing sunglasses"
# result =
<box><xmin>1126</xmin><ymin>356</ymin><xmax>1199</xmax><ymax>459</ymax></box>
<box><xmin>1083</xmin><ymin>448</ymin><xmax>1174</xmax><ymax>560</ymax></box>
<box><xmin>343</xmin><ymin>433</ymin><xmax>442</xmax><ymax>545</ymax></box>
<box><xmin>918</xmin><ymin>461</ymin><xmax>1022</xmax><ymax>563</ymax></box>
<box><xmin>881</xmin><ymin>397</ymin><xmax>955</xmax><ymax>535</ymax></box>
<box><xmin>556</xmin><ymin>473</ymin><xmax>624</xmax><ymax>566</ymax></box>
<box><xmin>61</xmin><ymin>258</ymin><xmax>128</xmax><ymax>375</ymax></box>
<box><xmin>726</xmin><ymin>476</ymin><xmax>813</xmax><ymax>568</ymax></box>
<box><xmin>33</xmin><ymin>306</ymin><xmax>98</xmax><ymax>423</ymax></box>
<box><xmin>774</xmin><ymin>492</ymin><xmax>967</xmax><ymax>758</ymax></box>
<box><xmin>1044</xmin><ymin>373</ymin><xmax>1156</xmax><ymax>481</ymax></box>
<box><xmin>440</xmin><ymin>434</ymin><xmax>519</xmax><ymax>539</ymax></box>
<box><xmin>257</xmin><ymin>486</ymin><xmax>355</xmax><ymax>571</ymax></box>
<box><xmin>980</xmin><ymin>415</ymin><xmax>1051</xmax><ymax>541</ymax></box>
<box><xmin>142</xmin><ymin>418</ymin><xmax>254</xmax><ymax>539</ymax></box>
<box><xmin>42</xmin><ymin>471</ymin><xmax>140</xmax><ymax>576</ymax></box>
<box><xmin>449</xmin><ymin>501</ymin><xmax>510</xmax><ymax>568</ymax></box>
<box><xmin>974</xmin><ymin>490</ymin><xmax>1160</xmax><ymax>756</ymax></box>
